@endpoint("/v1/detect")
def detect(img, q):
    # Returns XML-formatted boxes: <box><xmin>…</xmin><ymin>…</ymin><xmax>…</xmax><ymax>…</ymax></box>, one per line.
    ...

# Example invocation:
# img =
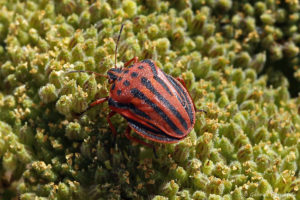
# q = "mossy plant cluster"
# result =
<box><xmin>0</xmin><ymin>0</ymin><xmax>299</xmax><ymax>199</ymax></box>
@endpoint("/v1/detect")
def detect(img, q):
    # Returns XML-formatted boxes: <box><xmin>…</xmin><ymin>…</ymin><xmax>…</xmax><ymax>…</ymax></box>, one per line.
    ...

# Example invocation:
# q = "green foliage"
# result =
<box><xmin>0</xmin><ymin>0</ymin><xmax>299</xmax><ymax>199</ymax></box>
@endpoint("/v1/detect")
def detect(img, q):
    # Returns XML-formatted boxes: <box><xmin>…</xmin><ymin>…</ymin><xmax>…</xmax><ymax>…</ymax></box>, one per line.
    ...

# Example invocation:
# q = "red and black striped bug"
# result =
<box><xmin>68</xmin><ymin>24</ymin><xmax>197</xmax><ymax>154</ymax></box>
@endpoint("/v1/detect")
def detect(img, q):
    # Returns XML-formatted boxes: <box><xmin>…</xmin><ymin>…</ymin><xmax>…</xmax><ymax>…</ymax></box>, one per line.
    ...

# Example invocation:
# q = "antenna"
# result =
<box><xmin>65</xmin><ymin>70</ymin><xmax>108</xmax><ymax>78</ymax></box>
<box><xmin>115</xmin><ymin>24</ymin><xmax>124</xmax><ymax>68</ymax></box>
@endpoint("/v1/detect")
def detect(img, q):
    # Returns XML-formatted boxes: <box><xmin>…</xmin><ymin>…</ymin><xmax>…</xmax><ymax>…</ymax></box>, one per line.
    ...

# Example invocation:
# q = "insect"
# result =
<box><xmin>68</xmin><ymin>25</ymin><xmax>197</xmax><ymax>153</ymax></box>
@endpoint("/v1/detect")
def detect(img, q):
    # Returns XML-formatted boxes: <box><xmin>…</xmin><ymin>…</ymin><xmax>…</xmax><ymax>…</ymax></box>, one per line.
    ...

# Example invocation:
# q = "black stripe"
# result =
<box><xmin>131</xmin><ymin>88</ymin><xmax>185</xmax><ymax>135</ymax></box>
<box><xmin>108</xmin><ymin>98</ymin><xmax>151</xmax><ymax>120</ymax></box>
<box><xmin>109</xmin><ymin>68</ymin><xmax>122</xmax><ymax>73</ymax></box>
<box><xmin>111</xmin><ymin>83</ymin><xmax>115</xmax><ymax>91</ymax></box>
<box><xmin>141</xmin><ymin>77</ymin><xmax>188</xmax><ymax>130</ymax></box>
<box><xmin>166</xmin><ymin>75</ymin><xmax>194</xmax><ymax>125</ymax></box>
<box><xmin>141</xmin><ymin>59</ymin><xmax>157</xmax><ymax>76</ymax></box>
<box><xmin>125</xmin><ymin>117</ymin><xmax>179</xmax><ymax>142</ymax></box>
<box><xmin>173</xmin><ymin>92</ymin><xmax>186</xmax><ymax>112</ymax></box>
<box><xmin>165</xmin><ymin>74</ymin><xmax>185</xmax><ymax>105</ymax></box>
<box><xmin>125</xmin><ymin>117</ymin><xmax>161</xmax><ymax>135</ymax></box>
<box><xmin>154</xmin><ymin>76</ymin><xmax>173</xmax><ymax>96</ymax></box>
<box><xmin>141</xmin><ymin>59</ymin><xmax>173</xmax><ymax>96</ymax></box>
<box><xmin>107</xmin><ymin>71</ymin><xmax>118</xmax><ymax>81</ymax></box>
<box><xmin>165</xmin><ymin>74</ymin><xmax>194</xmax><ymax>125</ymax></box>
<box><xmin>144</xmin><ymin>121</ymin><xmax>171</xmax><ymax>135</ymax></box>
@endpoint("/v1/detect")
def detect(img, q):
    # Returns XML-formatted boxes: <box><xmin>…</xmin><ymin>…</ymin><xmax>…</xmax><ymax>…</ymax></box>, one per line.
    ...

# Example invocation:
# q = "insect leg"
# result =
<box><xmin>74</xmin><ymin>97</ymin><xmax>109</xmax><ymax>117</ymax></box>
<box><xmin>124</xmin><ymin>56</ymin><xmax>139</xmax><ymax>68</ymax></box>
<box><xmin>196</xmin><ymin>109</ymin><xmax>207</xmax><ymax>114</ymax></box>
<box><xmin>106</xmin><ymin>111</ymin><xmax>117</xmax><ymax>136</ymax></box>
<box><xmin>175</xmin><ymin>77</ymin><xmax>187</xmax><ymax>88</ymax></box>
<box><xmin>124</xmin><ymin>126</ymin><xmax>158</xmax><ymax>158</ymax></box>
<box><xmin>90</xmin><ymin>97</ymin><xmax>109</xmax><ymax>107</ymax></box>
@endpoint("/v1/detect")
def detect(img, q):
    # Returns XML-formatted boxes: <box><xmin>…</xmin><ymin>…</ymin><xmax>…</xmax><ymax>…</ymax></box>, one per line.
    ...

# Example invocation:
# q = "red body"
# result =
<box><xmin>107</xmin><ymin>59</ymin><xmax>196</xmax><ymax>143</ymax></box>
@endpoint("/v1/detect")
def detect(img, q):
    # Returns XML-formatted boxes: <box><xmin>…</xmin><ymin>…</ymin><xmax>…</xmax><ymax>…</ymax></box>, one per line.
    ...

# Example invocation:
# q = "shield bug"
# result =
<box><xmin>68</xmin><ymin>24</ymin><xmax>198</xmax><ymax>153</ymax></box>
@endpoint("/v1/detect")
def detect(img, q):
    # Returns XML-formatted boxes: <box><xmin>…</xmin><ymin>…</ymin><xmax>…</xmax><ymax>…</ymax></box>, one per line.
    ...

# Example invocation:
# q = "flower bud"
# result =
<box><xmin>39</xmin><ymin>83</ymin><xmax>58</xmax><ymax>104</ymax></box>
<box><xmin>122</xmin><ymin>0</ymin><xmax>137</xmax><ymax>18</ymax></box>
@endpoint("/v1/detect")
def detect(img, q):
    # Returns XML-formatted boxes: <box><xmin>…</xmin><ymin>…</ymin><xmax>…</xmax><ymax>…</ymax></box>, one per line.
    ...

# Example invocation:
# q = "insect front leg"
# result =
<box><xmin>74</xmin><ymin>97</ymin><xmax>109</xmax><ymax>117</ymax></box>
<box><xmin>124</xmin><ymin>56</ymin><xmax>139</xmax><ymax>68</ymax></box>
<box><xmin>124</xmin><ymin>126</ymin><xmax>157</xmax><ymax>158</ymax></box>
<box><xmin>89</xmin><ymin>97</ymin><xmax>109</xmax><ymax>107</ymax></box>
